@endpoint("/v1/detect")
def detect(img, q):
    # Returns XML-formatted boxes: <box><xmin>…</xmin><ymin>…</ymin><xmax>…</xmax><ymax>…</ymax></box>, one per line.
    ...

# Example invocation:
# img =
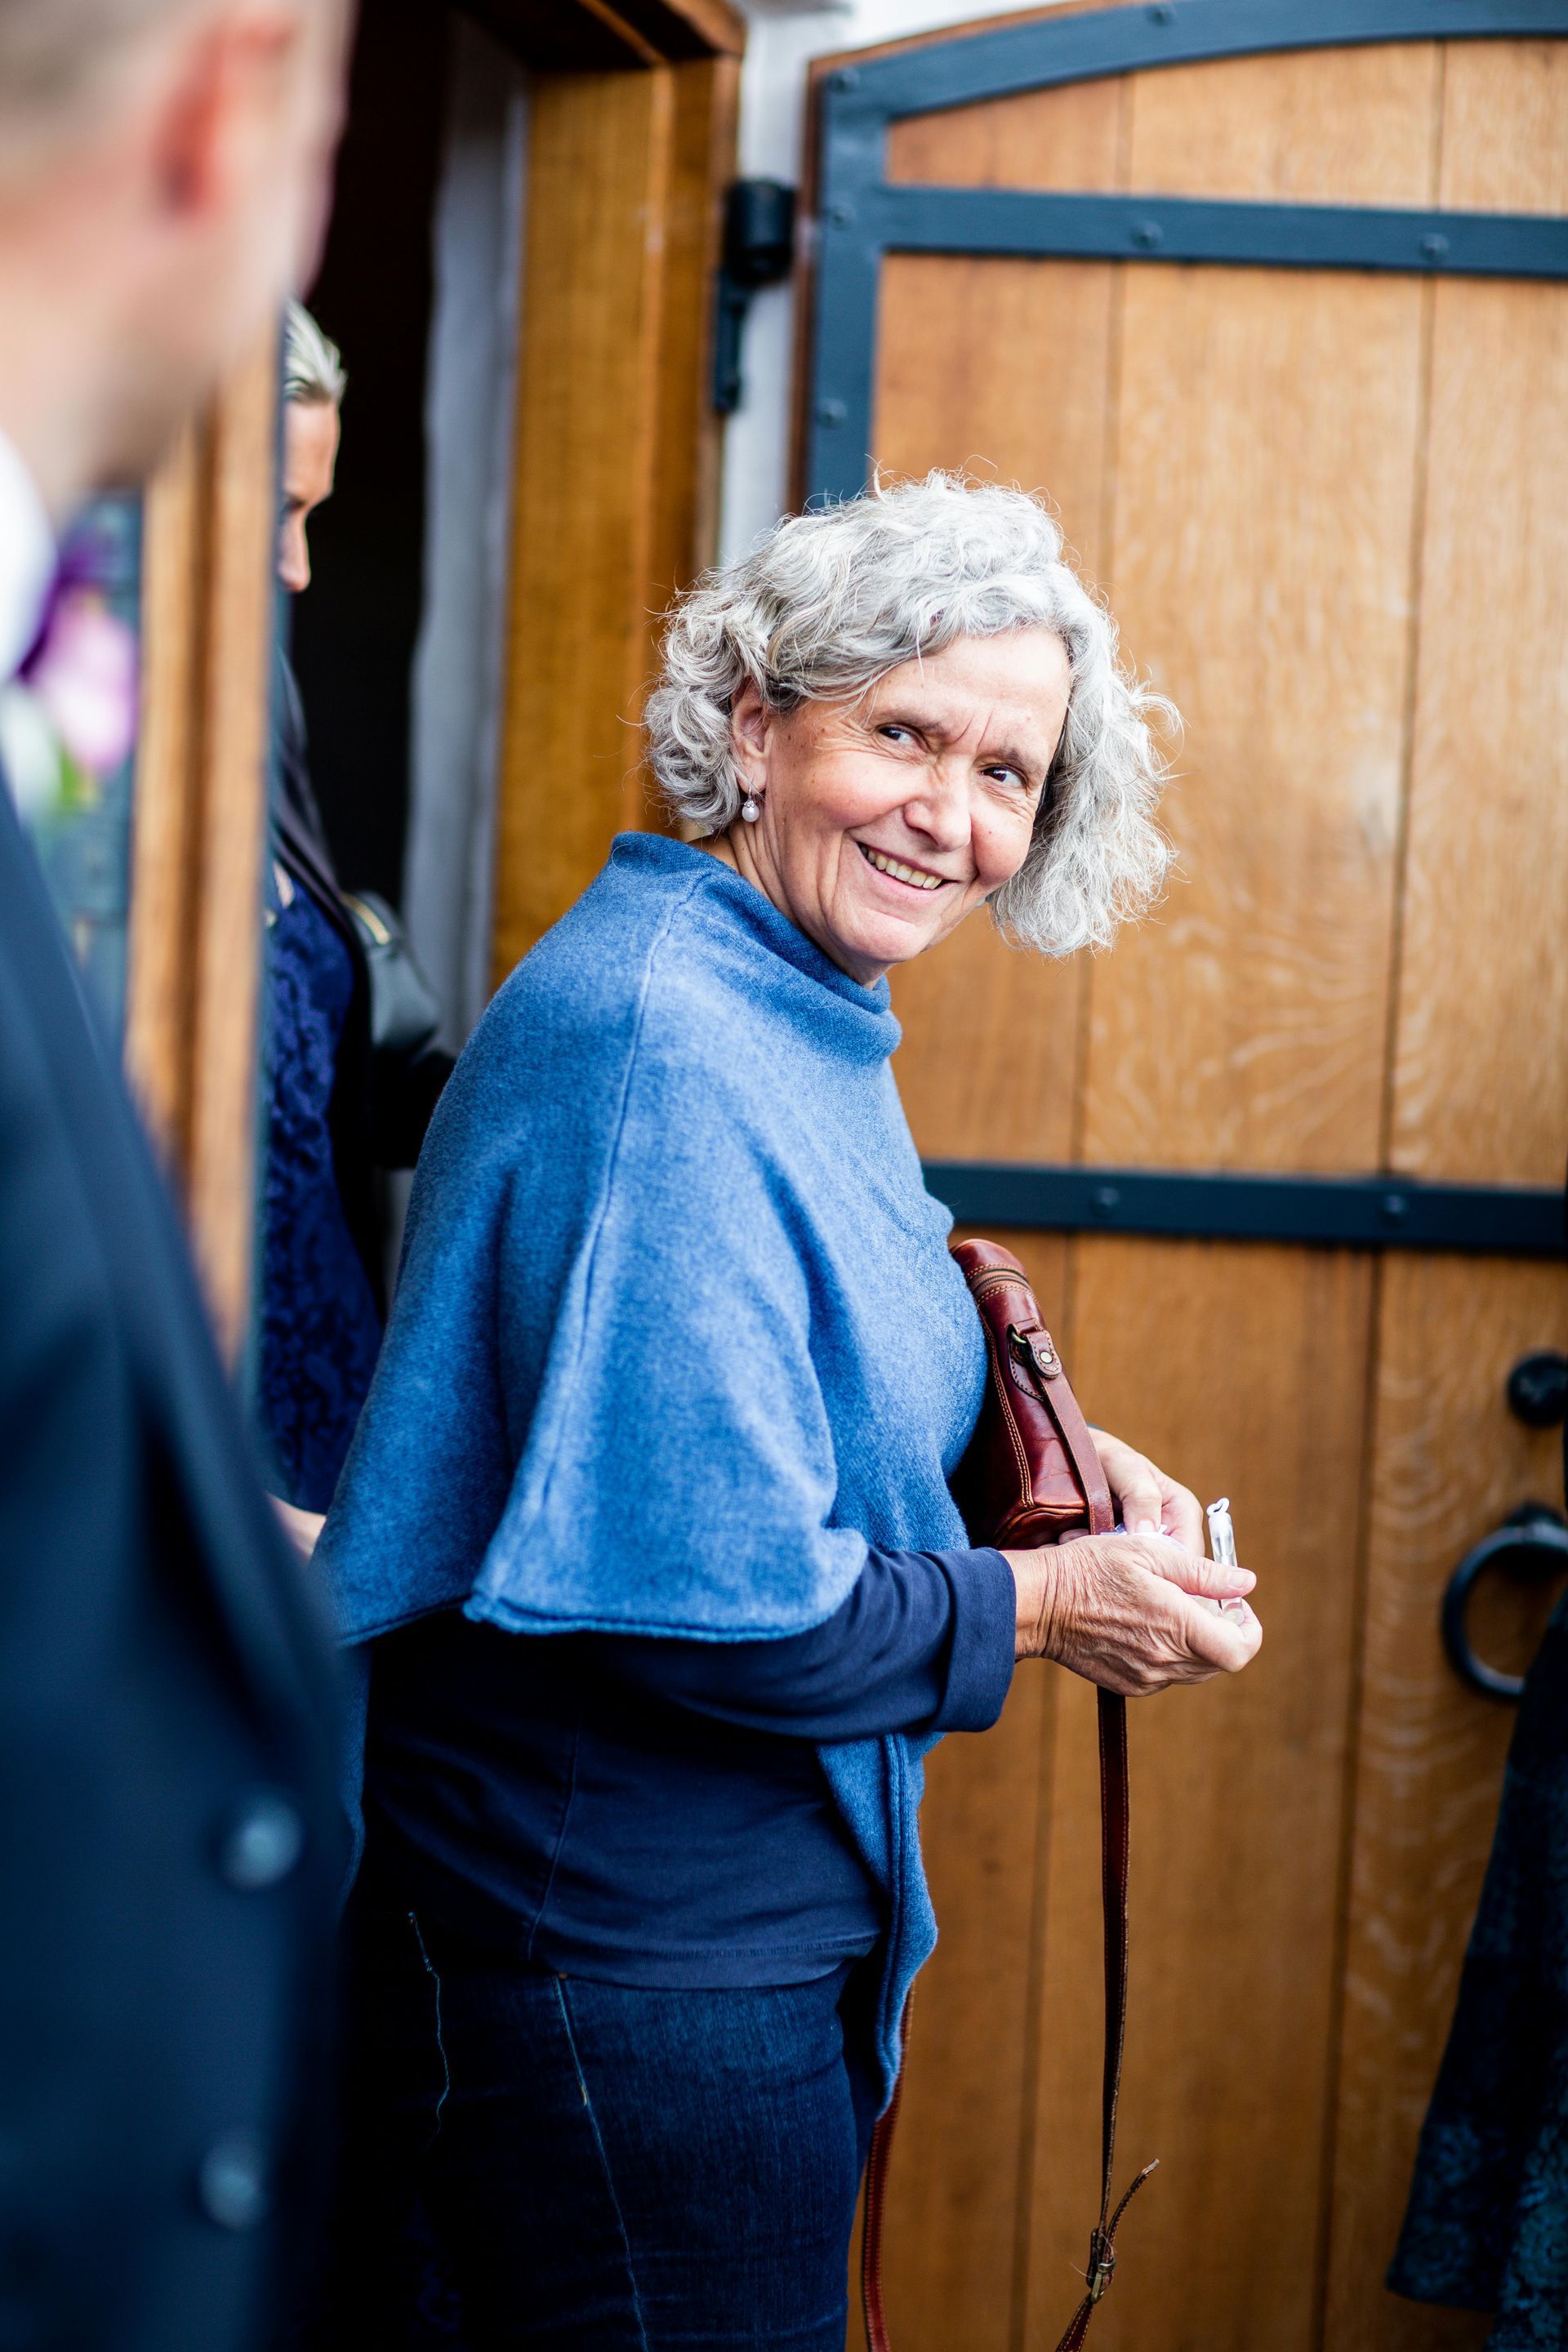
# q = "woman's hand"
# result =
<box><xmin>270</xmin><ymin>1494</ymin><xmax>326</xmax><ymax>1562</ymax></box>
<box><xmin>1089</xmin><ymin>1426</ymin><xmax>1204</xmax><ymax>1549</ymax></box>
<box><xmin>1004</xmin><ymin>1530</ymin><xmax>1261</xmax><ymax>1694</ymax></box>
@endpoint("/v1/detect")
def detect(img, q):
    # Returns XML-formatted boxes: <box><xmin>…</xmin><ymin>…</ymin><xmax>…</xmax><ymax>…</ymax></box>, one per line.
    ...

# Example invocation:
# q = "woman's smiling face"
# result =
<box><xmin>724</xmin><ymin>627</ymin><xmax>1072</xmax><ymax>986</ymax></box>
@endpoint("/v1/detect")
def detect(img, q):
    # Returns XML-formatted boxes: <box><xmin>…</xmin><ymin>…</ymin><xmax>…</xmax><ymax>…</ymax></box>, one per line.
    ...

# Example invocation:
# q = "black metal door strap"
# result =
<box><xmin>806</xmin><ymin>0</ymin><xmax>1568</xmax><ymax>504</ymax></box>
<box><xmin>713</xmin><ymin>180</ymin><xmax>797</xmax><ymax>415</ymax></box>
<box><xmin>920</xmin><ymin>1163</ymin><xmax>1565</xmax><ymax>1257</ymax></box>
<box><xmin>1442</xmin><ymin>1506</ymin><xmax>1568</xmax><ymax>1701</ymax></box>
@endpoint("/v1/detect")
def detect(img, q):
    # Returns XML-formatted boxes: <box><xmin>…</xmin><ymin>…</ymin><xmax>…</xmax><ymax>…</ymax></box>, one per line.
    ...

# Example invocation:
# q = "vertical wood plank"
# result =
<box><xmin>184</xmin><ymin>335</ymin><xmax>279</xmax><ymax>1361</ymax></box>
<box><xmin>1388</xmin><ymin>43</ymin><xmax>1568</xmax><ymax>1186</ymax></box>
<box><xmin>492</xmin><ymin>69</ymin><xmax>672</xmax><ymax>980</ymax></box>
<box><xmin>1323</xmin><ymin>1259</ymin><xmax>1568</xmax><ymax>2352</ymax></box>
<box><xmin>1081</xmin><ymin>47</ymin><xmax>1438</xmax><ymax>1176</ymax></box>
<box><xmin>489</xmin><ymin>54</ymin><xmax>749</xmax><ymax>976</ymax></box>
<box><xmin>648</xmin><ymin>57</ymin><xmax>737</xmax><ymax>604</ymax></box>
<box><xmin>1439</xmin><ymin>36</ymin><xmax>1568</xmax><ymax>213</ymax></box>
<box><xmin>123</xmin><ymin>335</ymin><xmax>278</xmax><ymax>1363</ymax></box>
<box><xmin>875</xmin><ymin>252</ymin><xmax>1115</xmax><ymax>1162</ymax></box>
<box><xmin>886</xmin><ymin>70</ymin><xmax>1125</xmax><ymax>191</ymax></box>
<box><xmin>853</xmin><ymin>1233</ymin><xmax>1071</xmax><ymax>2352</ymax></box>
<box><xmin>853</xmin><ymin>1678</ymin><xmax>1058</xmax><ymax>2352</ymax></box>
<box><xmin>125</xmin><ymin>421</ymin><xmax>205</xmax><ymax>1170</ymax></box>
<box><xmin>1022</xmin><ymin>1238</ymin><xmax>1374</xmax><ymax>2352</ymax></box>
<box><xmin>892</xmin><ymin>909</ymin><xmax>1085</xmax><ymax>1165</ymax></box>
<box><xmin>1122</xmin><ymin>42</ymin><xmax>1439</xmax><ymax>203</ymax></box>
<box><xmin>1083</xmin><ymin>264</ymin><xmax>1427</xmax><ymax>1173</ymax></box>
<box><xmin>875</xmin><ymin>78</ymin><xmax>1125</xmax><ymax>1171</ymax></box>
<box><xmin>491</xmin><ymin>55</ymin><xmax>736</xmax><ymax>981</ymax></box>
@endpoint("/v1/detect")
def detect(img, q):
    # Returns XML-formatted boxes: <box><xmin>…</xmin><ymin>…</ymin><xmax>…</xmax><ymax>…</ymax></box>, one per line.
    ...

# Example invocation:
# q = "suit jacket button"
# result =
<box><xmin>197</xmin><ymin>2131</ymin><xmax>271</xmax><ymax>2231</ymax></box>
<box><xmin>217</xmin><ymin>1792</ymin><xmax>305</xmax><ymax>1890</ymax></box>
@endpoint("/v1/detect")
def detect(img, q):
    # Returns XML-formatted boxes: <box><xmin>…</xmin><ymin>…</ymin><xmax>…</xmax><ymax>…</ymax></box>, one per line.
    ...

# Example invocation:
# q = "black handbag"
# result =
<box><xmin>340</xmin><ymin>890</ymin><xmax>443</xmax><ymax>1062</ymax></box>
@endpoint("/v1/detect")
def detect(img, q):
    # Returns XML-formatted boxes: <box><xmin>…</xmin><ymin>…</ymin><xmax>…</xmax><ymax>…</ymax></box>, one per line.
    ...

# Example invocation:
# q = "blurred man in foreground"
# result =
<box><xmin>0</xmin><ymin>0</ymin><xmax>351</xmax><ymax>2343</ymax></box>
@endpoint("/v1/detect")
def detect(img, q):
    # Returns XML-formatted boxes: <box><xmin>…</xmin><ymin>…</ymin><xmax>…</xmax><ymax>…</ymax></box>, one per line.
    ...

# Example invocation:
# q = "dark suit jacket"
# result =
<box><xmin>0</xmin><ymin>782</ymin><xmax>344</xmax><ymax>2350</ymax></box>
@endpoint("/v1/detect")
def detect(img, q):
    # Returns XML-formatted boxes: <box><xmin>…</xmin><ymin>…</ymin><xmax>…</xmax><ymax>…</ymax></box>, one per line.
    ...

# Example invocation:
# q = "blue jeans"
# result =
<box><xmin>302</xmin><ymin>1904</ymin><xmax>881</xmax><ymax>2349</ymax></box>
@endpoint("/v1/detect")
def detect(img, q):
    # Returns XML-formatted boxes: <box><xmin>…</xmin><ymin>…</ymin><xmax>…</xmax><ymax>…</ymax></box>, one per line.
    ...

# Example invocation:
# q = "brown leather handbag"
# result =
<box><xmin>861</xmin><ymin>1238</ymin><xmax>1156</xmax><ymax>2352</ymax></box>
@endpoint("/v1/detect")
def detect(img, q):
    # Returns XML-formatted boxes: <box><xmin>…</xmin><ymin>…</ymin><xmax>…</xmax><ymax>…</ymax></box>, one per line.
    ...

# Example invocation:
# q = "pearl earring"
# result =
<box><xmin>740</xmin><ymin>787</ymin><xmax>761</xmax><ymax>823</ymax></box>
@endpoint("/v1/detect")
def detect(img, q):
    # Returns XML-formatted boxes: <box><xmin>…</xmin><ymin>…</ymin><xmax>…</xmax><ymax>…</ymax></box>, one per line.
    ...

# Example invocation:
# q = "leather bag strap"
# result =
<box><xmin>861</xmin><ymin>1279</ymin><xmax>1155</xmax><ymax>2352</ymax></box>
<box><xmin>1048</xmin><ymin>1688</ymin><xmax>1158</xmax><ymax>2352</ymax></box>
<box><xmin>1037</xmin><ymin>1373</ymin><xmax>1114</xmax><ymax>1545</ymax></box>
<box><xmin>1045</xmin><ymin>1397</ymin><xmax>1158</xmax><ymax>2350</ymax></box>
<box><xmin>861</xmin><ymin>1697</ymin><xmax>1154</xmax><ymax>2352</ymax></box>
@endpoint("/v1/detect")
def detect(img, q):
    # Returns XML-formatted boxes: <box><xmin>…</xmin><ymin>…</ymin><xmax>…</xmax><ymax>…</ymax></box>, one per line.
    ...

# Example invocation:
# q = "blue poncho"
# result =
<box><xmin>318</xmin><ymin>831</ymin><xmax>989</xmax><ymax>2100</ymax></box>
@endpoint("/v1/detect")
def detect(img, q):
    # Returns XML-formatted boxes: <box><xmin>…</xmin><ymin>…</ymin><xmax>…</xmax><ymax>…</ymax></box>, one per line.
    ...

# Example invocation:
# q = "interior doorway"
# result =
<box><xmin>291</xmin><ymin>1</ymin><xmax>526</xmax><ymax>1052</ymax></box>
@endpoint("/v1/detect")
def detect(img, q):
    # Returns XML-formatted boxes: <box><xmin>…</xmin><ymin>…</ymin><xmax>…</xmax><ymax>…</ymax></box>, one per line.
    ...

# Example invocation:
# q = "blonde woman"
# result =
<box><xmin>260</xmin><ymin>301</ymin><xmax>451</xmax><ymax>1530</ymax></box>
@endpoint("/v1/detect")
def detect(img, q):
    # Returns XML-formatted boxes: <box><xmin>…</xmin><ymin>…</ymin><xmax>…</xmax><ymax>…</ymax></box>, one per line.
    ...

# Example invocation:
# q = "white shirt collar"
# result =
<box><xmin>0</xmin><ymin>427</ymin><xmax>57</xmax><ymax>683</ymax></box>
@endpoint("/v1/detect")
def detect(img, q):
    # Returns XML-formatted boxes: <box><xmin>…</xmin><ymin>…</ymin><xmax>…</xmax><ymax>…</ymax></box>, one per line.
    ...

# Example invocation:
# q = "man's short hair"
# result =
<box><xmin>0</xmin><ymin>0</ymin><xmax>203</xmax><ymax>137</ymax></box>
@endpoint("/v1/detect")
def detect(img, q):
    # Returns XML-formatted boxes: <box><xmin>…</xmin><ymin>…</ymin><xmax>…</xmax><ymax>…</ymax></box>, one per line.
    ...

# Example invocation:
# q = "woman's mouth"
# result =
<box><xmin>857</xmin><ymin>843</ymin><xmax>949</xmax><ymax>893</ymax></box>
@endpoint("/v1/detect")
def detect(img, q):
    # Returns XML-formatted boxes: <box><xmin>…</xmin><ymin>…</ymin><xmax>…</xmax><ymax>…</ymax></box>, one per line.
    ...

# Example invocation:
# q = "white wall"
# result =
<box><xmin>720</xmin><ymin>0</ymin><xmax>1057</xmax><ymax>564</ymax></box>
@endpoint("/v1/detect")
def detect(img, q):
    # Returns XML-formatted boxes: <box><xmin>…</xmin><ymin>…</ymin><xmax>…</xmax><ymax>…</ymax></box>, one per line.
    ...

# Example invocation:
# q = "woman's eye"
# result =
<box><xmin>879</xmin><ymin>724</ymin><xmax>912</xmax><ymax>745</ymax></box>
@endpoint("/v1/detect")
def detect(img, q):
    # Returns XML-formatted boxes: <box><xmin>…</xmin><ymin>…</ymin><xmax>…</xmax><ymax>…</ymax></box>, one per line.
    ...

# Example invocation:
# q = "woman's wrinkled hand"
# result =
<box><xmin>1089</xmin><ymin>1426</ymin><xmax>1204</xmax><ymax>1550</ymax></box>
<box><xmin>1004</xmin><ymin>1530</ymin><xmax>1261</xmax><ymax>1694</ymax></box>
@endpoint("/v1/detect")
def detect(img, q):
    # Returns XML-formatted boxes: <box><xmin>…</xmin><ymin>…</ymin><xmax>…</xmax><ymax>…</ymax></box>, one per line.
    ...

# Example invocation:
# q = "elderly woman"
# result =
<box><xmin>309</xmin><ymin>475</ymin><xmax>1260</xmax><ymax>2350</ymax></box>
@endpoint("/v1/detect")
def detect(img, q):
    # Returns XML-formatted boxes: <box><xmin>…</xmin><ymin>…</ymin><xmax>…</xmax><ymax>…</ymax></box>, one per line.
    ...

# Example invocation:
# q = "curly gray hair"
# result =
<box><xmin>644</xmin><ymin>473</ymin><xmax>1174</xmax><ymax>954</ymax></box>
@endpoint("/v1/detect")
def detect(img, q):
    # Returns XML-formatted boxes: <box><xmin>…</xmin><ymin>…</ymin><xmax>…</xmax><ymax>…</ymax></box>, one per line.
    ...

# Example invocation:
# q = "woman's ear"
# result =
<box><xmin>730</xmin><ymin>679</ymin><xmax>769</xmax><ymax>783</ymax></box>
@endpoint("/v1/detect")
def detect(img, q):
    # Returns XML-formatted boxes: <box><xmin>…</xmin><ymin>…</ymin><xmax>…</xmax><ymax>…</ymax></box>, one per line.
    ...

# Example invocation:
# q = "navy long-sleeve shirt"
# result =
<box><xmin>360</xmin><ymin>1544</ymin><xmax>1015</xmax><ymax>1985</ymax></box>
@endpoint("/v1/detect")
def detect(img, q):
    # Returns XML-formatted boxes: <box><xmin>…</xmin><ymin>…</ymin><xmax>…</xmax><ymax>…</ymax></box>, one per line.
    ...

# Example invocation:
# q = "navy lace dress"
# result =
<box><xmin>257</xmin><ymin>857</ymin><xmax>383</xmax><ymax>1512</ymax></box>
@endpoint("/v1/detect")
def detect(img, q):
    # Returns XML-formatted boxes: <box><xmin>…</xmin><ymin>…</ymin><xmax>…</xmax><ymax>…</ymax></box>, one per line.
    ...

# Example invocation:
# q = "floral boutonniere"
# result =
<box><xmin>0</xmin><ymin>542</ymin><xmax>139</xmax><ymax>825</ymax></box>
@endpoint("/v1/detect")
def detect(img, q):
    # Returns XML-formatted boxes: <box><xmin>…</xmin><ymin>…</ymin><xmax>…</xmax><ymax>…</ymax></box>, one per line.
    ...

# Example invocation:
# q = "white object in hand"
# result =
<box><xmin>1205</xmin><ymin>1497</ymin><xmax>1248</xmax><ymax>1621</ymax></box>
<box><xmin>1207</xmin><ymin>1498</ymin><xmax>1236</xmax><ymax>1570</ymax></box>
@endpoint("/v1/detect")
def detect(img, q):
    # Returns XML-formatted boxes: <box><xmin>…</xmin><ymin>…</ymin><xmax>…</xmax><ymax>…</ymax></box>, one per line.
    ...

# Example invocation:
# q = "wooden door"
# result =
<box><xmin>800</xmin><ymin>7</ymin><xmax>1568</xmax><ymax>2346</ymax></box>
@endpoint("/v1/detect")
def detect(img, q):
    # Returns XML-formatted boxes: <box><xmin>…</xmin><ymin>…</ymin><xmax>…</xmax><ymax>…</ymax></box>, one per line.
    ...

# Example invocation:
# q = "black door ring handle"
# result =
<box><xmin>1441</xmin><ymin>1506</ymin><xmax>1568</xmax><ymax>1702</ymax></box>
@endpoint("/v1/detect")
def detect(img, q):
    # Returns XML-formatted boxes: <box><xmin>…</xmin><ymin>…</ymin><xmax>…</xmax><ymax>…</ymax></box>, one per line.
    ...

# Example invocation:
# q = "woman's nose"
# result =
<box><xmin>901</xmin><ymin>766</ymin><xmax>972</xmax><ymax>849</ymax></box>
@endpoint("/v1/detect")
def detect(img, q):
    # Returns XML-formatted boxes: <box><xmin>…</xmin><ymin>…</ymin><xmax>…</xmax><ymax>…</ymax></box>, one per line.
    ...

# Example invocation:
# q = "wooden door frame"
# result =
<box><xmin>124</xmin><ymin>334</ymin><xmax>280</xmax><ymax>1363</ymax></box>
<box><xmin>489</xmin><ymin>39</ymin><xmax>740</xmax><ymax>976</ymax></box>
<box><xmin>122</xmin><ymin>0</ymin><xmax>742</xmax><ymax>1352</ymax></box>
<box><xmin>475</xmin><ymin>0</ymin><xmax>745</xmax><ymax>980</ymax></box>
<box><xmin>795</xmin><ymin>0</ymin><xmax>1568</xmax><ymax>1260</ymax></box>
